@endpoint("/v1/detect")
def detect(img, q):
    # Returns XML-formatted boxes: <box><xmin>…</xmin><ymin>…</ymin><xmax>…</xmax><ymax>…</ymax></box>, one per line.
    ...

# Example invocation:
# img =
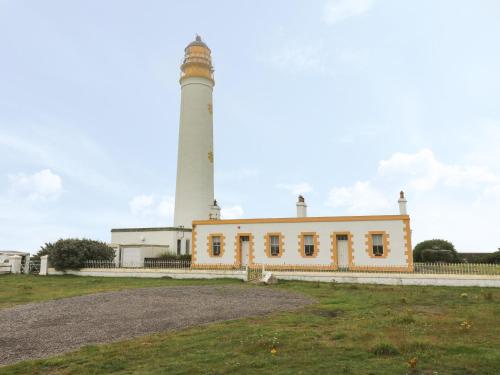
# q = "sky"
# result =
<box><xmin>1</xmin><ymin>0</ymin><xmax>500</xmax><ymax>253</ymax></box>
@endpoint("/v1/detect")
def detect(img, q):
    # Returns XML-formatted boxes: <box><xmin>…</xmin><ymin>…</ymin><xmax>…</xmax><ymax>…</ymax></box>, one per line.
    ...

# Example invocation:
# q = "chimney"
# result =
<box><xmin>398</xmin><ymin>191</ymin><xmax>407</xmax><ymax>215</ymax></box>
<box><xmin>209</xmin><ymin>199</ymin><xmax>221</xmax><ymax>220</ymax></box>
<box><xmin>296</xmin><ymin>195</ymin><xmax>307</xmax><ymax>217</ymax></box>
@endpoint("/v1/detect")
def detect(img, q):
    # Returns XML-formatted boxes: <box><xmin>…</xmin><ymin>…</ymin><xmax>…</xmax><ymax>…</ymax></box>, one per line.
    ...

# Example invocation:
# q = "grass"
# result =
<box><xmin>0</xmin><ymin>274</ymin><xmax>240</xmax><ymax>309</ymax></box>
<box><xmin>1</xmin><ymin>275</ymin><xmax>500</xmax><ymax>374</ymax></box>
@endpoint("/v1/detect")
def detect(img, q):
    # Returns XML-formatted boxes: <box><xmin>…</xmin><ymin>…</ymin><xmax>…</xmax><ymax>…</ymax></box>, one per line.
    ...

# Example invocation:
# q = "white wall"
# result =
<box><xmin>111</xmin><ymin>229</ymin><xmax>192</xmax><ymax>255</ymax></box>
<box><xmin>47</xmin><ymin>267</ymin><xmax>247</xmax><ymax>280</ymax></box>
<box><xmin>111</xmin><ymin>230</ymin><xmax>176</xmax><ymax>247</ymax></box>
<box><xmin>193</xmin><ymin>217</ymin><xmax>411</xmax><ymax>269</ymax></box>
<box><xmin>273</xmin><ymin>271</ymin><xmax>500</xmax><ymax>288</ymax></box>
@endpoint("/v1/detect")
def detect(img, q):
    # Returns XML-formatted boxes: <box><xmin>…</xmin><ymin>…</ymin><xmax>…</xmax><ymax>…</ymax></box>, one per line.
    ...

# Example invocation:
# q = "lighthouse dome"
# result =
<box><xmin>180</xmin><ymin>35</ymin><xmax>214</xmax><ymax>83</ymax></box>
<box><xmin>185</xmin><ymin>35</ymin><xmax>210</xmax><ymax>51</ymax></box>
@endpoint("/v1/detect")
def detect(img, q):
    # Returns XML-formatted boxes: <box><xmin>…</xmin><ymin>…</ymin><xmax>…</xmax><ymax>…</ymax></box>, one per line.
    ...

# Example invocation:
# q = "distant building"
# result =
<box><xmin>0</xmin><ymin>250</ymin><xmax>30</xmax><ymax>265</ymax></box>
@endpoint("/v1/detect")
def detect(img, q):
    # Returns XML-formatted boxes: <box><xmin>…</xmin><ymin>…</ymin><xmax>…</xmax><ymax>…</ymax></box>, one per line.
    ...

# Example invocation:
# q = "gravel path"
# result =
<box><xmin>0</xmin><ymin>285</ymin><xmax>313</xmax><ymax>366</ymax></box>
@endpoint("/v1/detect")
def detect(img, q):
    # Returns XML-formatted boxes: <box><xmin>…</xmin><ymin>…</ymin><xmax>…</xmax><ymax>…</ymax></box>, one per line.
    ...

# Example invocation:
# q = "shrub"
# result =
<box><xmin>479</xmin><ymin>250</ymin><xmax>500</xmax><ymax>264</ymax></box>
<box><xmin>155</xmin><ymin>253</ymin><xmax>192</xmax><ymax>261</ymax></box>
<box><xmin>413</xmin><ymin>239</ymin><xmax>460</xmax><ymax>263</ymax></box>
<box><xmin>39</xmin><ymin>238</ymin><xmax>115</xmax><ymax>271</ymax></box>
<box><xmin>420</xmin><ymin>249</ymin><xmax>456</xmax><ymax>263</ymax></box>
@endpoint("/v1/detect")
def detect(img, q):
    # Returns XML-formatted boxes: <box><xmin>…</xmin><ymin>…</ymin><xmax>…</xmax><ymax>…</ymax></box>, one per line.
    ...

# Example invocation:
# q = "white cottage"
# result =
<box><xmin>192</xmin><ymin>194</ymin><xmax>413</xmax><ymax>272</ymax></box>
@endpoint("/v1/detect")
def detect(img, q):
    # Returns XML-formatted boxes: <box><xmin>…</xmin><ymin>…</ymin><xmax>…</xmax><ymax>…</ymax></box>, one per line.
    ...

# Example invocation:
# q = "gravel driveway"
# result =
<box><xmin>0</xmin><ymin>285</ymin><xmax>313</xmax><ymax>366</ymax></box>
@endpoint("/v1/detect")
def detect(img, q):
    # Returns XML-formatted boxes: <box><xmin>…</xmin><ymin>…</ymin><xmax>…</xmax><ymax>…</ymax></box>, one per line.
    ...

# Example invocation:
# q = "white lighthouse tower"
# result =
<box><xmin>174</xmin><ymin>36</ymin><xmax>215</xmax><ymax>229</ymax></box>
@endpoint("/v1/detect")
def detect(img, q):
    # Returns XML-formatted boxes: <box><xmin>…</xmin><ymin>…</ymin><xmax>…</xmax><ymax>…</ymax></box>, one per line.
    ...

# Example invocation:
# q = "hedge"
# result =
<box><xmin>413</xmin><ymin>239</ymin><xmax>460</xmax><ymax>263</ymax></box>
<box><xmin>37</xmin><ymin>238</ymin><xmax>115</xmax><ymax>271</ymax></box>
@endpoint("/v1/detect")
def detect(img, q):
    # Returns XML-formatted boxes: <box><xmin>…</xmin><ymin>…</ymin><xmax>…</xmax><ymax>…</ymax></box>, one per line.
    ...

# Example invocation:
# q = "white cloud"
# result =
<box><xmin>269</xmin><ymin>42</ymin><xmax>324</xmax><ymax>73</ymax></box>
<box><xmin>129</xmin><ymin>195</ymin><xmax>155</xmax><ymax>215</ymax></box>
<box><xmin>323</xmin><ymin>0</ymin><xmax>374</xmax><ymax>25</ymax></box>
<box><xmin>8</xmin><ymin>169</ymin><xmax>63</xmax><ymax>201</ymax></box>
<box><xmin>129</xmin><ymin>194</ymin><xmax>174</xmax><ymax>219</ymax></box>
<box><xmin>157</xmin><ymin>196</ymin><xmax>175</xmax><ymax>217</ymax></box>
<box><xmin>378</xmin><ymin>149</ymin><xmax>500</xmax><ymax>191</ymax></box>
<box><xmin>221</xmin><ymin>205</ymin><xmax>244</xmax><ymax>219</ymax></box>
<box><xmin>323</xmin><ymin>147</ymin><xmax>500</xmax><ymax>250</ymax></box>
<box><xmin>325</xmin><ymin>180</ymin><xmax>390</xmax><ymax>214</ymax></box>
<box><xmin>0</xmin><ymin>124</ymin><xmax>123</xmax><ymax>196</ymax></box>
<box><xmin>276</xmin><ymin>182</ymin><xmax>314</xmax><ymax>195</ymax></box>
<box><xmin>479</xmin><ymin>184</ymin><xmax>500</xmax><ymax>203</ymax></box>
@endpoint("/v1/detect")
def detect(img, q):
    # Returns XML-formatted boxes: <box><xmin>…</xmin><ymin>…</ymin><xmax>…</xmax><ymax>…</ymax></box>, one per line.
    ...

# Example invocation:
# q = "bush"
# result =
<box><xmin>479</xmin><ymin>250</ymin><xmax>500</xmax><ymax>264</ymax></box>
<box><xmin>155</xmin><ymin>253</ymin><xmax>192</xmax><ymax>261</ymax></box>
<box><xmin>420</xmin><ymin>249</ymin><xmax>457</xmax><ymax>263</ymax></box>
<box><xmin>38</xmin><ymin>238</ymin><xmax>115</xmax><ymax>271</ymax></box>
<box><xmin>413</xmin><ymin>239</ymin><xmax>460</xmax><ymax>263</ymax></box>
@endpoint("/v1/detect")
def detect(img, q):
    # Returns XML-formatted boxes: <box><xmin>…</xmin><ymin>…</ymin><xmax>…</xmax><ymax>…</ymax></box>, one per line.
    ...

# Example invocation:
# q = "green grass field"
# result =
<box><xmin>1</xmin><ymin>275</ymin><xmax>499</xmax><ymax>374</ymax></box>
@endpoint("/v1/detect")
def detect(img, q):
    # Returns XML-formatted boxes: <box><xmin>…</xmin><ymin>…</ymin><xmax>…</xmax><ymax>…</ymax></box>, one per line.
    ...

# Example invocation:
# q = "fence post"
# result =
<box><xmin>23</xmin><ymin>254</ymin><xmax>31</xmax><ymax>274</ymax></box>
<box><xmin>40</xmin><ymin>255</ymin><xmax>49</xmax><ymax>276</ymax></box>
<box><xmin>9</xmin><ymin>255</ymin><xmax>22</xmax><ymax>274</ymax></box>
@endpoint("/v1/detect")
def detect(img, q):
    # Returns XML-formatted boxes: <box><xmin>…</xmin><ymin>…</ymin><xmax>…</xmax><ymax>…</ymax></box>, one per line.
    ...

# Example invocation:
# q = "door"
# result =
<box><xmin>122</xmin><ymin>247</ymin><xmax>142</xmax><ymax>267</ymax></box>
<box><xmin>336</xmin><ymin>235</ymin><xmax>349</xmax><ymax>269</ymax></box>
<box><xmin>239</xmin><ymin>236</ymin><xmax>250</xmax><ymax>266</ymax></box>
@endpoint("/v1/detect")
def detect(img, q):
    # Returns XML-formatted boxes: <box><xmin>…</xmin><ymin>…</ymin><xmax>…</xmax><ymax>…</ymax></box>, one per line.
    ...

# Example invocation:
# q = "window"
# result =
<box><xmin>177</xmin><ymin>239</ymin><xmax>181</xmax><ymax>255</ymax></box>
<box><xmin>270</xmin><ymin>235</ymin><xmax>280</xmax><ymax>256</ymax></box>
<box><xmin>207</xmin><ymin>233</ymin><xmax>225</xmax><ymax>257</ymax></box>
<box><xmin>185</xmin><ymin>239</ymin><xmax>190</xmax><ymax>255</ymax></box>
<box><xmin>212</xmin><ymin>236</ymin><xmax>221</xmax><ymax>256</ymax></box>
<box><xmin>337</xmin><ymin>234</ymin><xmax>348</xmax><ymax>241</ymax></box>
<box><xmin>303</xmin><ymin>235</ymin><xmax>315</xmax><ymax>256</ymax></box>
<box><xmin>299</xmin><ymin>232</ymin><xmax>318</xmax><ymax>258</ymax></box>
<box><xmin>372</xmin><ymin>234</ymin><xmax>384</xmax><ymax>256</ymax></box>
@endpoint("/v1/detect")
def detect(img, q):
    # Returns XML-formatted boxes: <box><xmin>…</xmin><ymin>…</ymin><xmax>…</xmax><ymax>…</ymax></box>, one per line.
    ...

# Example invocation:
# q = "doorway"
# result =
<box><xmin>336</xmin><ymin>234</ymin><xmax>350</xmax><ymax>269</ymax></box>
<box><xmin>238</xmin><ymin>235</ymin><xmax>250</xmax><ymax>266</ymax></box>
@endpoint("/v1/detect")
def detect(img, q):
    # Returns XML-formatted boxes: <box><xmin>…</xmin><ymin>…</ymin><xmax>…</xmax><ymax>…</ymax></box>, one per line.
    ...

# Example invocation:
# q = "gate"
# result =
<box><xmin>20</xmin><ymin>260</ymin><xmax>41</xmax><ymax>274</ymax></box>
<box><xmin>28</xmin><ymin>260</ymin><xmax>41</xmax><ymax>274</ymax></box>
<box><xmin>247</xmin><ymin>265</ymin><xmax>264</xmax><ymax>282</ymax></box>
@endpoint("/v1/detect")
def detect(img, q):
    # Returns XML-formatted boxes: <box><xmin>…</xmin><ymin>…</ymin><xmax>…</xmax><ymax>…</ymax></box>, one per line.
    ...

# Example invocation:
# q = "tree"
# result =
<box><xmin>38</xmin><ymin>238</ymin><xmax>115</xmax><ymax>271</ymax></box>
<box><xmin>413</xmin><ymin>239</ymin><xmax>460</xmax><ymax>263</ymax></box>
<box><xmin>480</xmin><ymin>249</ymin><xmax>500</xmax><ymax>264</ymax></box>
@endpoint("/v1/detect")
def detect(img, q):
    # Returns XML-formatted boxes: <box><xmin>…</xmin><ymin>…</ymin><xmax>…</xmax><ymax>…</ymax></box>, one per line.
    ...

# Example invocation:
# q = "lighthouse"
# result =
<box><xmin>174</xmin><ymin>36</ymin><xmax>215</xmax><ymax>229</ymax></box>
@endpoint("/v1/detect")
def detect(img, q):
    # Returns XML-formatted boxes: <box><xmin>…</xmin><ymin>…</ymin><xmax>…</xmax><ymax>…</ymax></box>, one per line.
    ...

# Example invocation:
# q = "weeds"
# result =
<box><xmin>371</xmin><ymin>343</ymin><xmax>399</xmax><ymax>356</ymax></box>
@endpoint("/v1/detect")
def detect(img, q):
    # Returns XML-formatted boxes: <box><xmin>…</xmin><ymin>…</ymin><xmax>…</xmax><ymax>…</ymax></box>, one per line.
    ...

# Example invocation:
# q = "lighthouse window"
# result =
<box><xmin>303</xmin><ymin>235</ymin><xmax>315</xmax><ymax>256</ymax></box>
<box><xmin>270</xmin><ymin>235</ymin><xmax>280</xmax><ymax>256</ymax></box>
<box><xmin>372</xmin><ymin>234</ymin><xmax>384</xmax><ymax>256</ymax></box>
<box><xmin>211</xmin><ymin>236</ymin><xmax>221</xmax><ymax>256</ymax></box>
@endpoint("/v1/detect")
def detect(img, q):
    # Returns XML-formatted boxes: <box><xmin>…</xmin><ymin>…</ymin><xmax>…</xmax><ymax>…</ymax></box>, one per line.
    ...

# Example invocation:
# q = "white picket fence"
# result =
<box><xmin>81</xmin><ymin>260</ymin><xmax>500</xmax><ymax>276</ymax></box>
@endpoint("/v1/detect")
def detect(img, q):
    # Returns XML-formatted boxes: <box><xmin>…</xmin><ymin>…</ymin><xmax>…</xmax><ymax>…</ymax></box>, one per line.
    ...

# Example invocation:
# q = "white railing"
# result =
<box><xmin>84</xmin><ymin>260</ymin><xmax>246</xmax><ymax>271</ymax></box>
<box><xmin>81</xmin><ymin>261</ymin><xmax>500</xmax><ymax>276</ymax></box>
<box><xmin>413</xmin><ymin>262</ymin><xmax>500</xmax><ymax>275</ymax></box>
<box><xmin>84</xmin><ymin>260</ymin><xmax>192</xmax><ymax>269</ymax></box>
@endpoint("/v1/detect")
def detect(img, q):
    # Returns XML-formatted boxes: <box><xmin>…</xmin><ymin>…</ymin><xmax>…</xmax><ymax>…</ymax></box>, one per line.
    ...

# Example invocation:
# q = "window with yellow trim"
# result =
<box><xmin>211</xmin><ymin>235</ymin><xmax>222</xmax><ymax>256</ymax></box>
<box><xmin>303</xmin><ymin>234</ymin><xmax>315</xmax><ymax>256</ymax></box>
<box><xmin>269</xmin><ymin>235</ymin><xmax>280</xmax><ymax>256</ymax></box>
<box><xmin>371</xmin><ymin>234</ymin><xmax>384</xmax><ymax>256</ymax></box>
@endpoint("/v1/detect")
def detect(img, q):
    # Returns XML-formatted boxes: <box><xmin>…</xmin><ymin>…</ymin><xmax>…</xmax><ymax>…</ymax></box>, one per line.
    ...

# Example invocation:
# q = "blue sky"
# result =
<box><xmin>1</xmin><ymin>0</ymin><xmax>500</xmax><ymax>253</ymax></box>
